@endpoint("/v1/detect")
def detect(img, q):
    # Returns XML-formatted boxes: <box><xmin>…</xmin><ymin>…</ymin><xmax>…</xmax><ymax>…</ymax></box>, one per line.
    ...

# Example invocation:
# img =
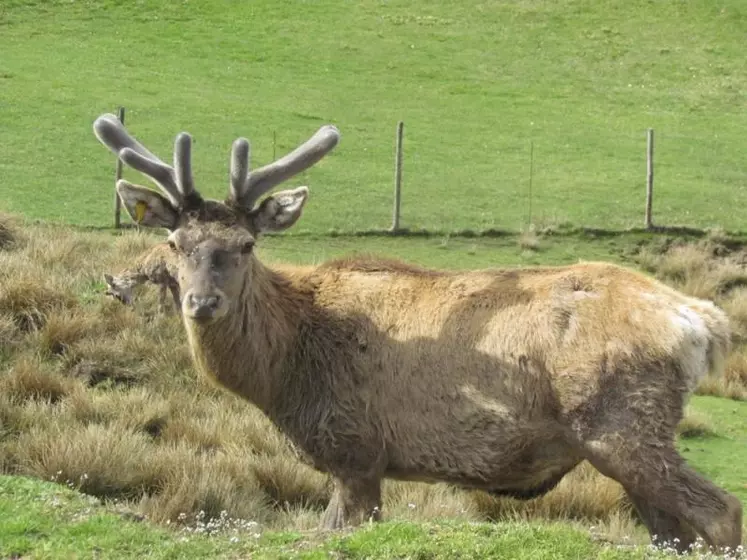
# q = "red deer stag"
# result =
<box><xmin>92</xmin><ymin>113</ymin><xmax>742</xmax><ymax>554</ymax></box>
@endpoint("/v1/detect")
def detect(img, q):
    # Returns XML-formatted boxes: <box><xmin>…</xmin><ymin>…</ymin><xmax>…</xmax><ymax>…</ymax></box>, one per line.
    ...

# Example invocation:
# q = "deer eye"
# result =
<box><xmin>241</xmin><ymin>240</ymin><xmax>255</xmax><ymax>254</ymax></box>
<box><xmin>168</xmin><ymin>240</ymin><xmax>177</xmax><ymax>252</ymax></box>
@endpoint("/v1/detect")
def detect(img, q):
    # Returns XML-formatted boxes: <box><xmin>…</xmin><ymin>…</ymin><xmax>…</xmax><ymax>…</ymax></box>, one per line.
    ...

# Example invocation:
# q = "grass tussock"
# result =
<box><xmin>10</xmin><ymin>423</ymin><xmax>168</xmax><ymax>500</ymax></box>
<box><xmin>723</xmin><ymin>287</ymin><xmax>747</xmax><ymax>342</ymax></box>
<box><xmin>32</xmin><ymin>310</ymin><xmax>104</xmax><ymax>357</ymax></box>
<box><xmin>383</xmin><ymin>481</ymin><xmax>477</xmax><ymax>522</ymax></box>
<box><xmin>0</xmin><ymin>355</ymin><xmax>78</xmax><ymax>404</ymax></box>
<box><xmin>160</xmin><ymin>397</ymin><xmax>290</xmax><ymax>456</ymax></box>
<box><xmin>696</xmin><ymin>349</ymin><xmax>747</xmax><ymax>400</ymax></box>
<box><xmin>251</xmin><ymin>453</ymin><xmax>329</xmax><ymax>510</ymax></box>
<box><xmin>635</xmin><ymin>242</ymin><xmax>747</xmax><ymax>300</ymax></box>
<box><xmin>676</xmin><ymin>407</ymin><xmax>716</xmax><ymax>439</ymax></box>
<box><xmin>517</xmin><ymin>226</ymin><xmax>541</xmax><ymax>252</ymax></box>
<box><xmin>0</xmin><ymin>395</ymin><xmax>51</xmax><ymax>442</ymax></box>
<box><xmin>471</xmin><ymin>462</ymin><xmax>627</xmax><ymax>523</ymax></box>
<box><xmin>0</xmin><ymin>311</ymin><xmax>21</xmax><ymax>348</ymax></box>
<box><xmin>0</xmin><ymin>213</ymin><xmax>19</xmax><ymax>250</ymax></box>
<box><xmin>137</xmin><ymin>445</ymin><xmax>272</xmax><ymax>525</ymax></box>
<box><xmin>0</xmin><ymin>272</ymin><xmax>76</xmax><ymax>332</ymax></box>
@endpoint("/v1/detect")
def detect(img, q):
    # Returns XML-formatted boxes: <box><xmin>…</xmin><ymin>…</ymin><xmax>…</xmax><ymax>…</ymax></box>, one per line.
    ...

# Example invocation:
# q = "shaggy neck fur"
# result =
<box><xmin>184</xmin><ymin>257</ymin><xmax>311</xmax><ymax>416</ymax></box>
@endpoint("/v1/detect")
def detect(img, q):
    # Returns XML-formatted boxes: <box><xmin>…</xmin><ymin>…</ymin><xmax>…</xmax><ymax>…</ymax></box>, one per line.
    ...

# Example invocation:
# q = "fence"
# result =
<box><xmin>107</xmin><ymin>107</ymin><xmax>718</xmax><ymax>235</ymax></box>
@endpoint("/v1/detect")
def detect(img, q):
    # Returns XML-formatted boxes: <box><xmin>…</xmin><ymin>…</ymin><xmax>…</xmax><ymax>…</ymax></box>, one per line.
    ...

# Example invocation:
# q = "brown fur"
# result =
<box><xmin>103</xmin><ymin>243</ymin><xmax>180</xmax><ymax>313</ymax></box>
<box><xmin>92</xmin><ymin>117</ymin><xmax>742</xmax><ymax>554</ymax></box>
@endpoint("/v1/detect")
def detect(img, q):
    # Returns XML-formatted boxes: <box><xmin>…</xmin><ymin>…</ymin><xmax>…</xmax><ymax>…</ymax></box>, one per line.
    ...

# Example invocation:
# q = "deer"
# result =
<box><xmin>103</xmin><ymin>242</ymin><xmax>181</xmax><ymax>313</ymax></box>
<box><xmin>91</xmin><ymin>113</ymin><xmax>742</xmax><ymax>554</ymax></box>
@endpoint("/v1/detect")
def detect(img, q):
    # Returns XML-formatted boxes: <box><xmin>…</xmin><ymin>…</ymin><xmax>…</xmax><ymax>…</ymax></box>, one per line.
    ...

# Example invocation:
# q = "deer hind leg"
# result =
<box><xmin>628</xmin><ymin>493</ymin><xmax>696</xmax><ymax>553</ymax></box>
<box><xmin>320</xmin><ymin>476</ymin><xmax>382</xmax><ymax>531</ymax></box>
<box><xmin>569</xmin><ymin>352</ymin><xmax>742</xmax><ymax>554</ymax></box>
<box><xmin>581</xmin><ymin>436</ymin><xmax>741</xmax><ymax>554</ymax></box>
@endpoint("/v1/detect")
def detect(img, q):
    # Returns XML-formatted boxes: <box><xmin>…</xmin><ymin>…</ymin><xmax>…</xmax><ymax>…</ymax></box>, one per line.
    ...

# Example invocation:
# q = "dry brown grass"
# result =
<box><xmin>0</xmin><ymin>212</ymin><xmax>20</xmax><ymax>250</ymax></box>
<box><xmin>0</xmin><ymin>355</ymin><xmax>78</xmax><ymax>404</ymax></box>
<box><xmin>471</xmin><ymin>462</ymin><xmax>627</xmax><ymax>523</ymax></box>
<box><xmin>0</xmin><ymin>215</ymin><xmax>745</xmax><ymax>539</ymax></box>
<box><xmin>723</xmin><ymin>287</ymin><xmax>747</xmax><ymax>341</ymax></box>
<box><xmin>379</xmin><ymin>481</ymin><xmax>478</xmax><ymax>525</ymax></box>
<box><xmin>0</xmin><ymin>271</ymin><xmax>77</xmax><ymax>332</ymax></box>
<box><xmin>696</xmin><ymin>349</ymin><xmax>747</xmax><ymax>400</ymax></box>
<box><xmin>638</xmin><ymin>243</ymin><xmax>747</xmax><ymax>300</ymax></box>
<box><xmin>137</xmin><ymin>444</ymin><xmax>272</xmax><ymax>525</ymax></box>
<box><xmin>11</xmin><ymin>423</ymin><xmax>169</xmax><ymax>499</ymax></box>
<box><xmin>251</xmin><ymin>453</ymin><xmax>329</xmax><ymax>510</ymax></box>
<box><xmin>676</xmin><ymin>406</ymin><xmax>716</xmax><ymax>439</ymax></box>
<box><xmin>0</xmin><ymin>311</ymin><xmax>22</xmax><ymax>349</ymax></box>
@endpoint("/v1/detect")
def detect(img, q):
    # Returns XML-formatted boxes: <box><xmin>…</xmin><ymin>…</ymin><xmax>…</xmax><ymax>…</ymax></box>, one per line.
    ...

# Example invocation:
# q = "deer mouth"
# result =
<box><xmin>185</xmin><ymin>310</ymin><xmax>219</xmax><ymax>325</ymax></box>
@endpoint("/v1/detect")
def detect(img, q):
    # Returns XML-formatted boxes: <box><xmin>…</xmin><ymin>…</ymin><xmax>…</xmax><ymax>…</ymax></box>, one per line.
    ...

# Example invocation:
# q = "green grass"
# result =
<box><xmin>677</xmin><ymin>396</ymin><xmax>747</xmax><ymax>505</ymax></box>
<box><xmin>1</xmin><ymin>0</ymin><xmax>746</xmax><ymax>232</ymax></box>
<box><xmin>258</xmin><ymin>229</ymin><xmax>646</xmax><ymax>270</ymax></box>
<box><xmin>0</xmin><ymin>476</ymin><xmax>685</xmax><ymax>559</ymax></box>
<box><xmin>0</xmin><ymin>474</ymin><xmax>258</xmax><ymax>559</ymax></box>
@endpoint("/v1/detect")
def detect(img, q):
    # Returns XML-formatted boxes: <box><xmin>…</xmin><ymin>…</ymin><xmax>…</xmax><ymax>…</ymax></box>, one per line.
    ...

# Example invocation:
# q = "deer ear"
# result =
<box><xmin>116</xmin><ymin>180</ymin><xmax>179</xmax><ymax>230</ymax></box>
<box><xmin>103</xmin><ymin>273</ymin><xmax>114</xmax><ymax>286</ymax></box>
<box><xmin>251</xmin><ymin>186</ymin><xmax>309</xmax><ymax>233</ymax></box>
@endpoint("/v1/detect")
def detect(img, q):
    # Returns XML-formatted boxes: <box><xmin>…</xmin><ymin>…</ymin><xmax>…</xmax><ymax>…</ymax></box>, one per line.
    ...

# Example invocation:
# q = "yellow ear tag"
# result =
<box><xmin>134</xmin><ymin>201</ymin><xmax>148</xmax><ymax>224</ymax></box>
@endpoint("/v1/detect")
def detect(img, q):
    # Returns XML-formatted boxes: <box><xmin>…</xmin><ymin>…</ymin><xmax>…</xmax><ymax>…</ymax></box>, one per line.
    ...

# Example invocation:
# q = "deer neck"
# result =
<box><xmin>183</xmin><ymin>260</ymin><xmax>307</xmax><ymax>414</ymax></box>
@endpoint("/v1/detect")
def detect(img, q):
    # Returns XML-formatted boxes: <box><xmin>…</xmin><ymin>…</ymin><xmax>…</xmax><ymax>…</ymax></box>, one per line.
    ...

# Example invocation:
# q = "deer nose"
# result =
<box><xmin>184</xmin><ymin>292</ymin><xmax>223</xmax><ymax>320</ymax></box>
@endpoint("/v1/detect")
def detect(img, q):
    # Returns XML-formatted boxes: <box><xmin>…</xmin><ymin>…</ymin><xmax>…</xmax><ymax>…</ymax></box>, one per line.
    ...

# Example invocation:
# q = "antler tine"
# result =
<box><xmin>92</xmin><ymin>113</ymin><xmax>182</xmax><ymax>208</ymax></box>
<box><xmin>93</xmin><ymin>114</ymin><xmax>160</xmax><ymax>160</ymax></box>
<box><xmin>229</xmin><ymin>138</ymin><xmax>250</xmax><ymax>202</ymax></box>
<box><xmin>236</xmin><ymin>125</ymin><xmax>340</xmax><ymax>208</ymax></box>
<box><xmin>174</xmin><ymin>133</ymin><xmax>202</xmax><ymax>208</ymax></box>
<box><xmin>118</xmin><ymin>149</ymin><xmax>181</xmax><ymax>207</ymax></box>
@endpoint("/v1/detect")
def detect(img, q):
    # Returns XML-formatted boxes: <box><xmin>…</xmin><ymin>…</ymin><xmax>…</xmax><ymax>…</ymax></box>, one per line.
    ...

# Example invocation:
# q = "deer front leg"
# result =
<box><xmin>320</xmin><ymin>476</ymin><xmax>382</xmax><ymax>531</ymax></box>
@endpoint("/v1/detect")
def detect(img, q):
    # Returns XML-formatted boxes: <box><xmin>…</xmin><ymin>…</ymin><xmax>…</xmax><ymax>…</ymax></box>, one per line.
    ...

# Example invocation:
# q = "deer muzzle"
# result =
<box><xmin>183</xmin><ymin>291</ymin><xmax>226</xmax><ymax>323</ymax></box>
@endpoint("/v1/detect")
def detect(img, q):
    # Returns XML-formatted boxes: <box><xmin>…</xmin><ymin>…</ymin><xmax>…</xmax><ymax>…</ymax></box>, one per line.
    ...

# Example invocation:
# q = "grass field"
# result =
<box><xmin>1</xmin><ymin>0</ymin><xmax>746</xmax><ymax>232</ymax></box>
<box><xmin>2</xmin><ymin>0</ymin><xmax>747</xmax><ymax>557</ymax></box>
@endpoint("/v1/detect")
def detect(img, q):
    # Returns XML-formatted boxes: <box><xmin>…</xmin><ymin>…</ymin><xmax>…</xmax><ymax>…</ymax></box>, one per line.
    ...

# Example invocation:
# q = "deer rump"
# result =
<box><xmin>91</xmin><ymin>113</ymin><xmax>741</xmax><ymax>553</ymax></box>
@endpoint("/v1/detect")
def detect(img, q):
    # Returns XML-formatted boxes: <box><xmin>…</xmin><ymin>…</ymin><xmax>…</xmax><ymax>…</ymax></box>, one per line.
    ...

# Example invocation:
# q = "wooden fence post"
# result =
<box><xmin>391</xmin><ymin>121</ymin><xmax>404</xmax><ymax>232</ymax></box>
<box><xmin>113</xmin><ymin>106</ymin><xmax>126</xmax><ymax>229</ymax></box>
<box><xmin>526</xmin><ymin>139</ymin><xmax>534</xmax><ymax>228</ymax></box>
<box><xmin>645</xmin><ymin>128</ymin><xmax>654</xmax><ymax>230</ymax></box>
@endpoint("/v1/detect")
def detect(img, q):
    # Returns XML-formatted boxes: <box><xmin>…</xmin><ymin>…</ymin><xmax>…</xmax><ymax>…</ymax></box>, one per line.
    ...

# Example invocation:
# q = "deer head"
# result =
<box><xmin>103</xmin><ymin>272</ymin><xmax>136</xmax><ymax>305</ymax></box>
<box><xmin>92</xmin><ymin>113</ymin><xmax>340</xmax><ymax>323</ymax></box>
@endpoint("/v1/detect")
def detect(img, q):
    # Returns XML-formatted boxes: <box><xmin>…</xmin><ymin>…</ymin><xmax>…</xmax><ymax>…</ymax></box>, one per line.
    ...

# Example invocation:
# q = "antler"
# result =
<box><xmin>229</xmin><ymin>125</ymin><xmax>340</xmax><ymax>209</ymax></box>
<box><xmin>92</xmin><ymin>114</ymin><xmax>201</xmax><ymax>209</ymax></box>
<box><xmin>230</xmin><ymin>138</ymin><xmax>251</xmax><ymax>202</ymax></box>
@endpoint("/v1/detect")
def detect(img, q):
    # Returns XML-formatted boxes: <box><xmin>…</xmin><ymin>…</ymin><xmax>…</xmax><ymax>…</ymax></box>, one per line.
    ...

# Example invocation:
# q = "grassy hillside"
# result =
<box><xmin>1</xmin><ymin>0</ymin><xmax>746</xmax><ymax>231</ymax></box>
